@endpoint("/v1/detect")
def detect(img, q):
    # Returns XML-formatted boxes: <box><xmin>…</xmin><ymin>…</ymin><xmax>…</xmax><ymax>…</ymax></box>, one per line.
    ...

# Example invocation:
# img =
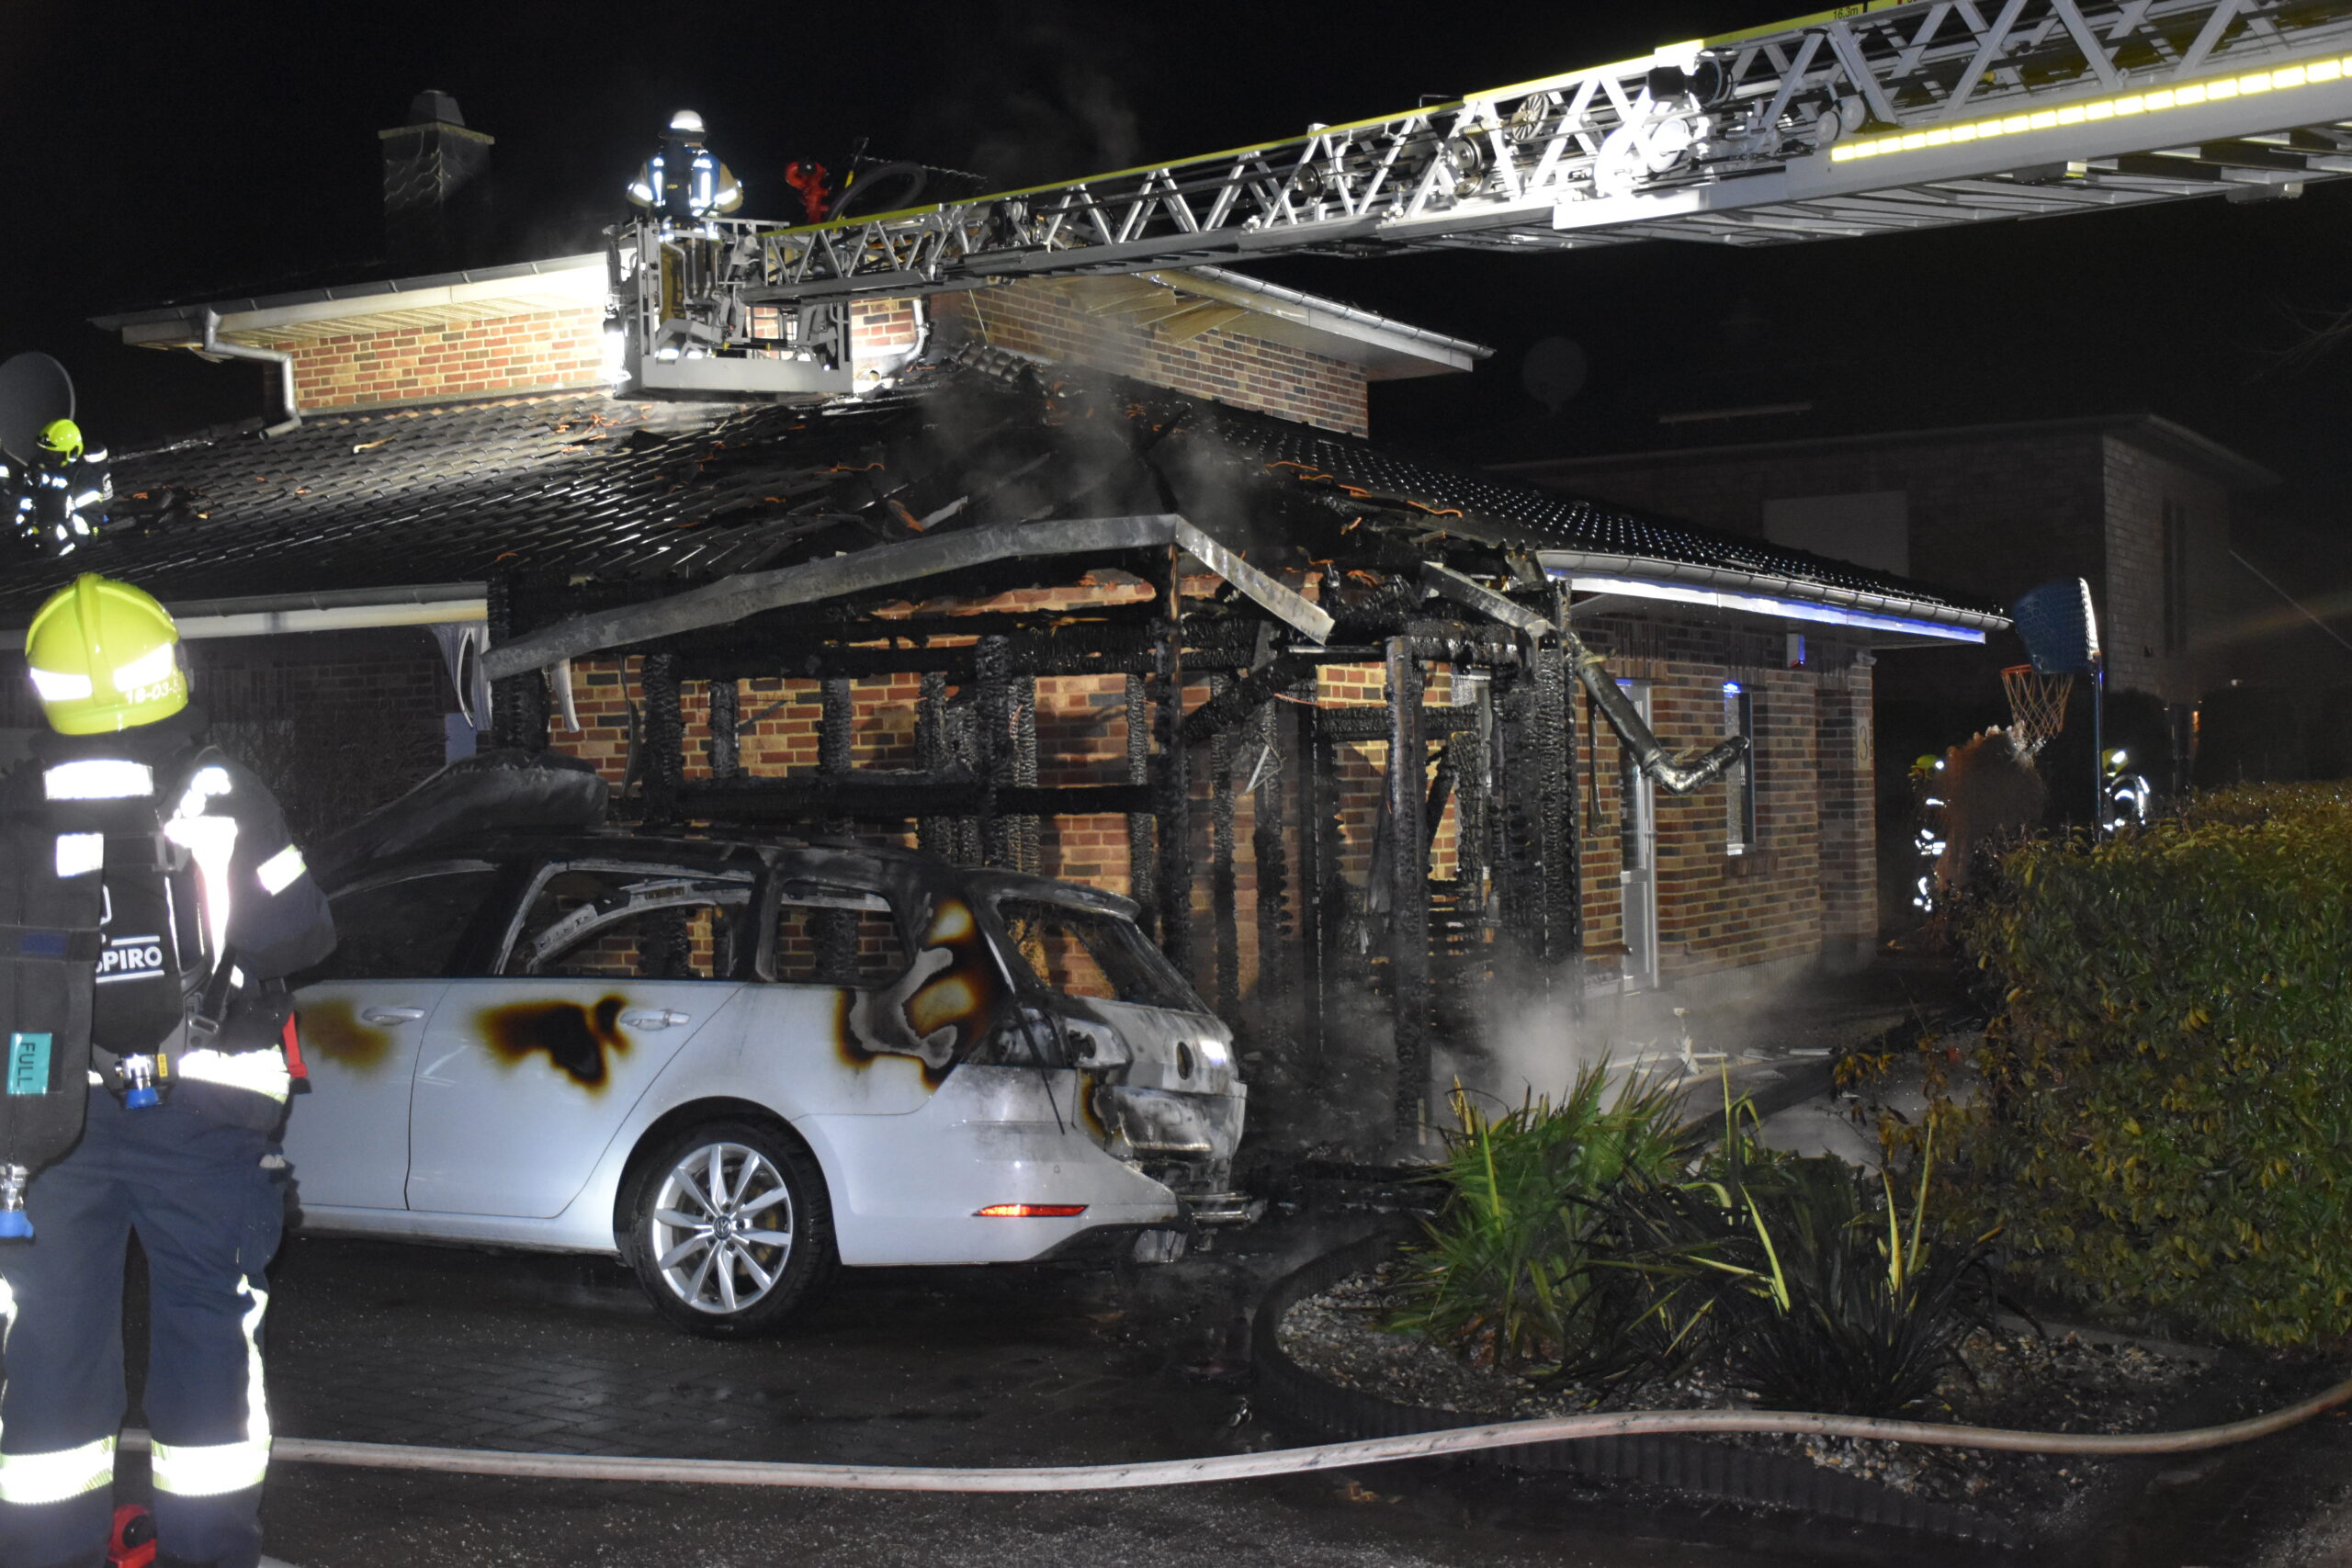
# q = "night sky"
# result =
<box><xmin>8</xmin><ymin>0</ymin><xmax>2351</xmax><ymax>580</ymax></box>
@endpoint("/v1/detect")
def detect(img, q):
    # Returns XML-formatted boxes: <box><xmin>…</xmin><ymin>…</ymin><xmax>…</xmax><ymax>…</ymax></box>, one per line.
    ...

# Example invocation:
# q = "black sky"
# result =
<box><xmin>9</xmin><ymin>0</ymin><xmax>2351</xmax><ymax>561</ymax></box>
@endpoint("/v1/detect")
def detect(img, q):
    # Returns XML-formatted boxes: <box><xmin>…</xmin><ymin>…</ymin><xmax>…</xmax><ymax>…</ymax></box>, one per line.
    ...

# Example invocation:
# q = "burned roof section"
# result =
<box><xmin>1</xmin><ymin>355</ymin><xmax>1999</xmax><ymax>622</ymax></box>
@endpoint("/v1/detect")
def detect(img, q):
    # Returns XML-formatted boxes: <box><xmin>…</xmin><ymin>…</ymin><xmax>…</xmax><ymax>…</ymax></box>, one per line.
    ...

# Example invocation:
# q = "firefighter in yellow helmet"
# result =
<box><xmin>1</xmin><ymin>575</ymin><xmax>333</xmax><ymax>1568</ymax></box>
<box><xmin>5</xmin><ymin>419</ymin><xmax>113</xmax><ymax>559</ymax></box>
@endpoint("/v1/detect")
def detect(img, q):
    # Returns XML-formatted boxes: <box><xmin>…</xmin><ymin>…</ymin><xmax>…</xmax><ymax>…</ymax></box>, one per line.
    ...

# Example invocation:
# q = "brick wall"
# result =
<box><xmin>2100</xmin><ymin>434</ymin><xmax>2232</xmax><ymax>703</ymax></box>
<box><xmin>288</xmin><ymin>305</ymin><xmax>606</xmax><ymax>412</ymax></box>
<box><xmin>928</xmin><ymin>282</ymin><xmax>1370</xmax><ymax>436</ymax></box>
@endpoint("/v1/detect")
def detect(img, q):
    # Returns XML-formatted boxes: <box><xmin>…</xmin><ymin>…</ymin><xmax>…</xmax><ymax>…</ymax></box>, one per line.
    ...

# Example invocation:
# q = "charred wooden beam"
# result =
<box><xmin>1125</xmin><ymin>673</ymin><xmax>1155</xmax><ymax>935</ymax></box>
<box><xmin>977</xmin><ymin>635</ymin><xmax>1015</xmax><ymax>869</ymax></box>
<box><xmin>1250</xmin><ymin>696</ymin><xmax>1291</xmax><ymax>1045</ymax></box>
<box><xmin>1209</xmin><ymin>674</ymin><xmax>1239</xmax><ymax>1021</ymax></box>
<box><xmin>641</xmin><ymin>652</ymin><xmax>684</xmax><ymax>827</ymax></box>
<box><xmin>1317</xmin><ymin>707</ymin><xmax>1482</xmax><ymax>744</ymax></box>
<box><xmin>915</xmin><ymin>671</ymin><xmax>952</xmax><ymax>856</ymax></box>
<box><xmin>483</xmin><ymin>514</ymin><xmax>1331</xmax><ymax>680</ymax></box>
<box><xmin>1180</xmin><ymin>651</ymin><xmax>1312</xmax><ymax>746</ymax></box>
<box><xmin>1152</xmin><ymin>548</ymin><xmax>1193</xmax><ymax>977</ymax></box>
<box><xmin>680</xmin><ymin>776</ymin><xmax>1154</xmax><ymax>822</ymax></box>
<box><xmin>1385</xmin><ymin>637</ymin><xmax>1430</xmax><ymax>1142</ymax></box>
<box><xmin>485</xmin><ymin>573</ymin><xmax>548</xmax><ymax>750</ymax></box>
<box><xmin>707</xmin><ymin>678</ymin><xmax>741</xmax><ymax>780</ymax></box>
<box><xmin>1296</xmin><ymin>677</ymin><xmax>1336</xmax><ymax>1058</ymax></box>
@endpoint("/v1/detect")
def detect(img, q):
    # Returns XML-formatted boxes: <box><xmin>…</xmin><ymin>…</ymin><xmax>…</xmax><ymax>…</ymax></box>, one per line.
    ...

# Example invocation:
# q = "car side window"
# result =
<box><xmin>312</xmin><ymin>865</ymin><xmax>505</xmax><ymax>981</ymax></box>
<box><xmin>507</xmin><ymin>866</ymin><xmax>752</xmax><ymax>980</ymax></box>
<box><xmin>773</xmin><ymin>882</ymin><xmax>908</xmax><ymax>987</ymax></box>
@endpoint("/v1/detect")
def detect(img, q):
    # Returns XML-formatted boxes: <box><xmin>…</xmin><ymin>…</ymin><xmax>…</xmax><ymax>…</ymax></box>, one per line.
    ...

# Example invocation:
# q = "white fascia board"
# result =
<box><xmin>1546</xmin><ymin>563</ymin><xmax>1994</xmax><ymax>644</ymax></box>
<box><xmin>106</xmin><ymin>255</ymin><xmax>607</xmax><ymax>348</ymax></box>
<box><xmin>1142</xmin><ymin>267</ymin><xmax>1491</xmax><ymax>380</ymax></box>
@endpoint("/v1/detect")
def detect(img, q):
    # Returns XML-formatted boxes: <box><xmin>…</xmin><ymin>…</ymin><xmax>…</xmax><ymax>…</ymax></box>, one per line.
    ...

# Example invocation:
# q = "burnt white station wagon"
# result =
<box><xmin>283</xmin><ymin>829</ymin><xmax>1253</xmax><ymax>1335</ymax></box>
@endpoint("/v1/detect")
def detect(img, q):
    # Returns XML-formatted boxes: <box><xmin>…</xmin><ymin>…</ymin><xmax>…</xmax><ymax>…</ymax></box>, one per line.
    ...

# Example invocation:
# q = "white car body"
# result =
<box><xmin>285</xmin><ymin>834</ymin><xmax>1250</xmax><ymax>1272</ymax></box>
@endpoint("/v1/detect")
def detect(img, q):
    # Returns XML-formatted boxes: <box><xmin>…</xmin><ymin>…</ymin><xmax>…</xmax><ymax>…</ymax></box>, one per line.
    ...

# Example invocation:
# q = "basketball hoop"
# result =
<box><xmin>2001</xmin><ymin>664</ymin><xmax>2073</xmax><ymax>755</ymax></box>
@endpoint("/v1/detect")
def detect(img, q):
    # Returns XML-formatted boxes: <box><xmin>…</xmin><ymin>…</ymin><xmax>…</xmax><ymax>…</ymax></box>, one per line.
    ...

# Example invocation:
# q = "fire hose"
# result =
<box><xmin>114</xmin><ymin>1372</ymin><xmax>2352</xmax><ymax>1492</ymax></box>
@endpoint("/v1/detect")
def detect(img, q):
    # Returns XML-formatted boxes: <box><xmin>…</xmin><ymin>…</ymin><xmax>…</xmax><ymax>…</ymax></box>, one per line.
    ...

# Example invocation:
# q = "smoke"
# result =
<box><xmin>909</xmin><ymin>3</ymin><xmax>1143</xmax><ymax>191</ymax></box>
<box><xmin>1435</xmin><ymin>960</ymin><xmax>1834</xmax><ymax>1118</ymax></box>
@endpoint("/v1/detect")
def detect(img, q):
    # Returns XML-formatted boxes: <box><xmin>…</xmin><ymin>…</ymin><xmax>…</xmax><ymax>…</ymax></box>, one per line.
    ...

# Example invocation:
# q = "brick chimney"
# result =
<box><xmin>379</xmin><ymin>89</ymin><xmax>494</xmax><ymax>272</ymax></box>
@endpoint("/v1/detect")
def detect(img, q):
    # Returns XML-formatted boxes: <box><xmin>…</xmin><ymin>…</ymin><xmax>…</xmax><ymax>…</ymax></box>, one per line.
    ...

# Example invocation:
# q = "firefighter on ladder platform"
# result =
<box><xmin>625</xmin><ymin>109</ymin><xmax>743</xmax><ymax>231</ymax></box>
<box><xmin>0</xmin><ymin>575</ymin><xmax>333</xmax><ymax>1568</ymax></box>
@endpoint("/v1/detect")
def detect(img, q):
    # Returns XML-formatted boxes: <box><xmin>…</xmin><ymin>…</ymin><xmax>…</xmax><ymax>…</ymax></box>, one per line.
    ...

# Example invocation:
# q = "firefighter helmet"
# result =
<box><xmin>36</xmin><ymin>418</ymin><xmax>83</xmax><ymax>464</ymax></box>
<box><xmin>23</xmin><ymin>573</ymin><xmax>188</xmax><ymax>735</ymax></box>
<box><xmin>668</xmin><ymin>109</ymin><xmax>707</xmax><ymax>138</ymax></box>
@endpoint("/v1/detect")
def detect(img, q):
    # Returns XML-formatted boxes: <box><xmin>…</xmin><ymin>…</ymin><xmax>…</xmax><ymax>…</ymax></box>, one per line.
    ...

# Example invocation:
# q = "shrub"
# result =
<box><xmin>1386</xmin><ymin>1069</ymin><xmax>1685</xmax><ymax>1376</ymax></box>
<box><xmin>1953</xmin><ymin>783</ymin><xmax>2352</xmax><ymax>1345</ymax></box>
<box><xmin>1604</xmin><ymin>1100</ymin><xmax>1998</xmax><ymax>1416</ymax></box>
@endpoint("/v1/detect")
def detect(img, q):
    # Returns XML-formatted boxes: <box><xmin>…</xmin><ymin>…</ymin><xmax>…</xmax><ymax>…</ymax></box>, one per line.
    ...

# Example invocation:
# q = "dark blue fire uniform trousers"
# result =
<box><xmin>0</xmin><ymin>1087</ymin><xmax>281</xmax><ymax>1568</ymax></box>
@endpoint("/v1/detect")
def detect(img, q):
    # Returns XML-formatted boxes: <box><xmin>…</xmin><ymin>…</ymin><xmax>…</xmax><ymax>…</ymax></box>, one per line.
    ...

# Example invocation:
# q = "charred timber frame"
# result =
<box><xmin>480</xmin><ymin>528</ymin><xmax>1764</xmax><ymax>1143</ymax></box>
<box><xmin>1385</xmin><ymin>637</ymin><xmax>1430</xmax><ymax>1142</ymax></box>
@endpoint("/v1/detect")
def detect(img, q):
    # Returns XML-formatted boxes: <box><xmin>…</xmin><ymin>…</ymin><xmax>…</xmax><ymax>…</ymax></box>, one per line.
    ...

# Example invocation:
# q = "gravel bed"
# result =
<box><xmin>1277</xmin><ymin>1261</ymin><xmax>2211</xmax><ymax>1520</ymax></box>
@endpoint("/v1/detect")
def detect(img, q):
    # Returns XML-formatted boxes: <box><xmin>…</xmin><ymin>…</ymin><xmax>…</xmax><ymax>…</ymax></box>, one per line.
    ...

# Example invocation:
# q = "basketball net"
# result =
<box><xmin>2001</xmin><ymin>664</ymin><xmax>2073</xmax><ymax>756</ymax></box>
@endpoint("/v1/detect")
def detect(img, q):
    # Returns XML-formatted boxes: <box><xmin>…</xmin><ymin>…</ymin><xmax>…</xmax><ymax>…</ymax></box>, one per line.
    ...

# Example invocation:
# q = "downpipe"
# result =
<box><xmin>198</xmin><ymin>310</ymin><xmax>301</xmax><ymax>437</ymax></box>
<box><xmin>1564</xmin><ymin>629</ymin><xmax>1747</xmax><ymax>795</ymax></box>
<box><xmin>116</xmin><ymin>1373</ymin><xmax>2352</xmax><ymax>1491</ymax></box>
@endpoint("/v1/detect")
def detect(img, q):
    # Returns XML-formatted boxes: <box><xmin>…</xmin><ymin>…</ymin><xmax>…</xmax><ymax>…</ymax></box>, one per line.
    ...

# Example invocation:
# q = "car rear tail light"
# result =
<box><xmin>975</xmin><ymin>1203</ymin><xmax>1088</xmax><ymax>1217</ymax></box>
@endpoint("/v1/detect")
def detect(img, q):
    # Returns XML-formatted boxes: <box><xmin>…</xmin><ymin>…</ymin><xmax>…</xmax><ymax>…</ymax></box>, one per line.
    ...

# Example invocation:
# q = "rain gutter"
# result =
<box><xmin>155</xmin><ymin>584</ymin><xmax>483</xmax><ymax>641</ymax></box>
<box><xmin>1535</xmin><ymin>550</ymin><xmax>2007</xmax><ymax>643</ymax></box>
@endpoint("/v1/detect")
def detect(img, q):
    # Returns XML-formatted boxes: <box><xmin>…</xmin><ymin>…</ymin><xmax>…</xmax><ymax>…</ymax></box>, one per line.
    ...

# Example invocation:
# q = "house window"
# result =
<box><xmin>2161</xmin><ymin>500</ymin><xmax>2191</xmax><ymax>657</ymax></box>
<box><xmin>1724</xmin><ymin>683</ymin><xmax>1757</xmax><ymax>855</ymax></box>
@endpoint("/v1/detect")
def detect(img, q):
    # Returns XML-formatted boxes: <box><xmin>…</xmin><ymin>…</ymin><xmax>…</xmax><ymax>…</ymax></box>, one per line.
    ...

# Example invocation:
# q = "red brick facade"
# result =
<box><xmin>289</xmin><ymin>307</ymin><xmax>607</xmax><ymax>412</ymax></box>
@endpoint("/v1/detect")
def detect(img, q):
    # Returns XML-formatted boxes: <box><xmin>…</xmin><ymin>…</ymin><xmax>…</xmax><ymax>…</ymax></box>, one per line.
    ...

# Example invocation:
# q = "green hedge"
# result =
<box><xmin>1954</xmin><ymin>784</ymin><xmax>2352</xmax><ymax>1345</ymax></box>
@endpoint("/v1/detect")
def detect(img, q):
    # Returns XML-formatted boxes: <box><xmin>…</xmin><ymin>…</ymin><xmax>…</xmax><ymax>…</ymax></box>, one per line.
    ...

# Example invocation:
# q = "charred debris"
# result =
<box><xmin>475</xmin><ymin>350</ymin><xmax>1742</xmax><ymax>1142</ymax></box>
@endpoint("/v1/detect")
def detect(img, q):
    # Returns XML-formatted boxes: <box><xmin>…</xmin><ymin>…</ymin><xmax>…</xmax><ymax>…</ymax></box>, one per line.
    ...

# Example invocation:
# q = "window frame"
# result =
<box><xmin>757</xmin><ymin>874</ymin><xmax>913</xmax><ymax>990</ymax></box>
<box><xmin>496</xmin><ymin>859</ymin><xmax>759</xmax><ymax>980</ymax></box>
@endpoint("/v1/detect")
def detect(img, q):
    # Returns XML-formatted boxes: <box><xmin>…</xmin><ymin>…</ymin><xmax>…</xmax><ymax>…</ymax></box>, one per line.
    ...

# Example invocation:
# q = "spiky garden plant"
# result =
<box><xmin>1386</xmin><ymin>1067</ymin><xmax>1686</xmax><ymax>1375</ymax></box>
<box><xmin>1604</xmin><ymin>1101</ymin><xmax>2001</xmax><ymax>1417</ymax></box>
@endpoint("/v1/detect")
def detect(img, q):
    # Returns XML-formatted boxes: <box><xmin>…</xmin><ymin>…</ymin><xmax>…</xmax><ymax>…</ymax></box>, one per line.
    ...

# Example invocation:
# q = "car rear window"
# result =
<box><xmin>994</xmin><ymin>898</ymin><xmax>1196</xmax><ymax>1010</ymax></box>
<box><xmin>773</xmin><ymin>882</ymin><xmax>908</xmax><ymax>987</ymax></box>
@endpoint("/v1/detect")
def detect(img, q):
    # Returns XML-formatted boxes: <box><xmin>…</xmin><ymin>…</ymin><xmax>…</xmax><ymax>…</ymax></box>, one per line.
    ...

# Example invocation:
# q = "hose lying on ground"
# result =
<box><xmin>117</xmin><ymin>1372</ymin><xmax>2352</xmax><ymax>1493</ymax></box>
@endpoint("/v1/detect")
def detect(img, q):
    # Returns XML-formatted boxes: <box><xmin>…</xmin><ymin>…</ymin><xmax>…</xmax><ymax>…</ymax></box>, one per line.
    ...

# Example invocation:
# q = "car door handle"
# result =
<box><xmin>360</xmin><ymin>1007</ymin><xmax>428</xmax><ymax>1025</ymax></box>
<box><xmin>621</xmin><ymin>1009</ymin><xmax>692</xmax><ymax>1030</ymax></box>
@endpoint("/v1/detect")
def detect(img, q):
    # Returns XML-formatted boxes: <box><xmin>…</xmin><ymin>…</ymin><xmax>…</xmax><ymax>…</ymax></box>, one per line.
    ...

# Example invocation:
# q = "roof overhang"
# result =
<box><xmin>1117</xmin><ymin>267</ymin><xmax>1489</xmax><ymax>379</ymax></box>
<box><xmin>92</xmin><ymin>254</ymin><xmax>608</xmax><ymax>350</ymax></box>
<box><xmin>1538</xmin><ymin>551</ymin><xmax>2005</xmax><ymax>645</ymax></box>
<box><xmin>1</xmin><ymin>584</ymin><xmax>487</xmax><ymax>643</ymax></box>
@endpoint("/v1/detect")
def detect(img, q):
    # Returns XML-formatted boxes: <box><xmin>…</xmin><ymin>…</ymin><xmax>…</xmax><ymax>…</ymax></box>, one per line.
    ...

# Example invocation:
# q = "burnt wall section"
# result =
<box><xmin>930</xmin><ymin>283</ymin><xmax>1370</xmax><ymax>437</ymax></box>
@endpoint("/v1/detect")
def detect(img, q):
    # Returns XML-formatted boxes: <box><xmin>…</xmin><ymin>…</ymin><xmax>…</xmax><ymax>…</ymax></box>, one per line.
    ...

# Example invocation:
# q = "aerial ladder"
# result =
<box><xmin>614</xmin><ymin>0</ymin><xmax>2352</xmax><ymax>397</ymax></box>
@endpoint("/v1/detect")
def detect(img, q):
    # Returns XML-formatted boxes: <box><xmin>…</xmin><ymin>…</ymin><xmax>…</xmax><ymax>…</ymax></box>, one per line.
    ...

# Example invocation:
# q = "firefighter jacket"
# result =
<box><xmin>3</xmin><ymin>450</ymin><xmax>112</xmax><ymax>558</ymax></box>
<box><xmin>627</xmin><ymin>137</ymin><xmax>742</xmax><ymax>224</ymax></box>
<box><xmin>17</xmin><ymin>709</ymin><xmax>334</xmax><ymax>1129</ymax></box>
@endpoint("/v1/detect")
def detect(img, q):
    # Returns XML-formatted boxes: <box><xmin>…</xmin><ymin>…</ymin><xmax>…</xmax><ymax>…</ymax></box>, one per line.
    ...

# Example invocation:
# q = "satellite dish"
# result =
<box><xmin>1520</xmin><ymin>336</ymin><xmax>1587</xmax><ymax>415</ymax></box>
<box><xmin>0</xmin><ymin>352</ymin><xmax>74</xmax><ymax>464</ymax></box>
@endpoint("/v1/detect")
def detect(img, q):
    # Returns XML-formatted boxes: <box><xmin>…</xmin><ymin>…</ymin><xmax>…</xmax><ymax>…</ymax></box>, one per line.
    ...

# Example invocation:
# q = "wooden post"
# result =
<box><xmin>1385</xmin><ymin>637</ymin><xmax>1430</xmax><ymax>1142</ymax></box>
<box><xmin>1153</xmin><ymin>549</ymin><xmax>1193</xmax><ymax>976</ymax></box>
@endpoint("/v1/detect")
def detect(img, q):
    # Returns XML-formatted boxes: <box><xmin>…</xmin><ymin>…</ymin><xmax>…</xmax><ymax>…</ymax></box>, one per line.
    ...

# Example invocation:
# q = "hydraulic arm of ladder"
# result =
<box><xmin>616</xmin><ymin>0</ymin><xmax>2352</xmax><ymax>391</ymax></box>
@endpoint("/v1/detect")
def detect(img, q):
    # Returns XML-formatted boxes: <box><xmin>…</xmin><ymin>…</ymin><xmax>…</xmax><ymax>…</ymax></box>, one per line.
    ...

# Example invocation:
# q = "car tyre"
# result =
<box><xmin>624</xmin><ymin>1120</ymin><xmax>836</xmax><ymax>1337</ymax></box>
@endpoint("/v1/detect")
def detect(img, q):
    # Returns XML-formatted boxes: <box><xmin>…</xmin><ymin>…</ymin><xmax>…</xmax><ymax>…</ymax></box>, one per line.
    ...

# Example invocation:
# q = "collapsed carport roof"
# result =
<box><xmin>0</xmin><ymin>355</ymin><xmax>2007</xmax><ymax>644</ymax></box>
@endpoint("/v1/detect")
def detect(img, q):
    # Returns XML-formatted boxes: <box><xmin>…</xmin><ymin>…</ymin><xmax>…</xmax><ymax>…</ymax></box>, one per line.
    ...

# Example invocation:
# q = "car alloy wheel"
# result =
<box><xmin>650</xmin><ymin>1140</ymin><xmax>796</xmax><ymax>1314</ymax></box>
<box><xmin>626</xmin><ymin>1119</ymin><xmax>835</xmax><ymax>1337</ymax></box>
